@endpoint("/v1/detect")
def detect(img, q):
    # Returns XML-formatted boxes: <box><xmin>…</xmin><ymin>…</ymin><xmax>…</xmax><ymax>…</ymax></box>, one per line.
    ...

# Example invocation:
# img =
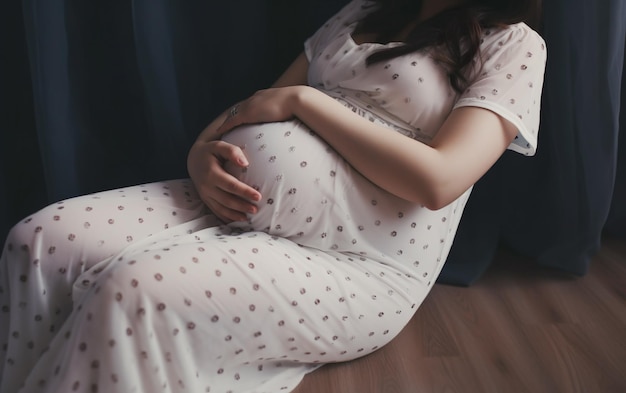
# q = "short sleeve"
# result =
<box><xmin>454</xmin><ymin>23</ymin><xmax>547</xmax><ymax>156</ymax></box>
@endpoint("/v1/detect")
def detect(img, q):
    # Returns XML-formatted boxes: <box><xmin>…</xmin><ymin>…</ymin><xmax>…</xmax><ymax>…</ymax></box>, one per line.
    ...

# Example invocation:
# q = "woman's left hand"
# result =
<box><xmin>215</xmin><ymin>85</ymin><xmax>307</xmax><ymax>136</ymax></box>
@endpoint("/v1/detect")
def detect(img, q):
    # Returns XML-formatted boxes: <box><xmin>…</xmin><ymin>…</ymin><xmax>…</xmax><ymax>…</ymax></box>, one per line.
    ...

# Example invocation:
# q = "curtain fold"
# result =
<box><xmin>606</xmin><ymin>35</ymin><xmax>626</xmax><ymax>236</ymax></box>
<box><xmin>130</xmin><ymin>0</ymin><xmax>189</xmax><ymax>178</ymax></box>
<box><xmin>21</xmin><ymin>0</ymin><xmax>79</xmax><ymax>200</ymax></box>
<box><xmin>0</xmin><ymin>0</ymin><xmax>47</xmax><ymax>237</ymax></box>
<box><xmin>1</xmin><ymin>0</ymin><xmax>624</xmax><ymax>284</ymax></box>
<box><xmin>441</xmin><ymin>0</ymin><xmax>626</xmax><ymax>285</ymax></box>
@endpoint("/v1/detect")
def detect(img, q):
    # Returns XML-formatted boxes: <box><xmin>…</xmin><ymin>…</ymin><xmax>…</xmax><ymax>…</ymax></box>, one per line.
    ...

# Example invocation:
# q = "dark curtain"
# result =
<box><xmin>0</xmin><ymin>0</ymin><xmax>347</xmax><ymax>239</ymax></box>
<box><xmin>441</xmin><ymin>0</ymin><xmax>626</xmax><ymax>284</ymax></box>
<box><xmin>1</xmin><ymin>0</ymin><xmax>624</xmax><ymax>285</ymax></box>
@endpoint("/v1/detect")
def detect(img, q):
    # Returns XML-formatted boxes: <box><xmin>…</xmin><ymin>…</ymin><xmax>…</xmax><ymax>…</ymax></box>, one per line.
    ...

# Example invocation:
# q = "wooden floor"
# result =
<box><xmin>294</xmin><ymin>236</ymin><xmax>626</xmax><ymax>393</ymax></box>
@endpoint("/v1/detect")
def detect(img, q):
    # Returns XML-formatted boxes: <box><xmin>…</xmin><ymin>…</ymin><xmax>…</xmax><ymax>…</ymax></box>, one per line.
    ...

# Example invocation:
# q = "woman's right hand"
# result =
<box><xmin>187</xmin><ymin>140</ymin><xmax>261</xmax><ymax>223</ymax></box>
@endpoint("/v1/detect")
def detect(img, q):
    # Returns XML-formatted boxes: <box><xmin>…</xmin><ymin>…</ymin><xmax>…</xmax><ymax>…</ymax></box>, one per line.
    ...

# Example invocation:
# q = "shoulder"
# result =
<box><xmin>456</xmin><ymin>23</ymin><xmax>547</xmax><ymax>156</ymax></box>
<box><xmin>480</xmin><ymin>23</ymin><xmax>547</xmax><ymax>61</ymax></box>
<box><xmin>464</xmin><ymin>22</ymin><xmax>547</xmax><ymax>89</ymax></box>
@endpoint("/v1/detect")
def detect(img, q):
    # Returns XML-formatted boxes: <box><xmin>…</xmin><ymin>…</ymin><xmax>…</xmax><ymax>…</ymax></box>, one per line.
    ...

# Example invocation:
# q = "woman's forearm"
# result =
<box><xmin>292</xmin><ymin>86</ymin><xmax>515</xmax><ymax>209</ymax></box>
<box><xmin>196</xmin><ymin>83</ymin><xmax>514</xmax><ymax>211</ymax></box>
<box><xmin>291</xmin><ymin>87</ymin><xmax>443</xmax><ymax>207</ymax></box>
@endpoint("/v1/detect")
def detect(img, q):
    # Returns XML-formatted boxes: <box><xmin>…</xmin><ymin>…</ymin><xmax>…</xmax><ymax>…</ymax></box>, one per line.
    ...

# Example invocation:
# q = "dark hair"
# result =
<box><xmin>354</xmin><ymin>0</ymin><xmax>542</xmax><ymax>92</ymax></box>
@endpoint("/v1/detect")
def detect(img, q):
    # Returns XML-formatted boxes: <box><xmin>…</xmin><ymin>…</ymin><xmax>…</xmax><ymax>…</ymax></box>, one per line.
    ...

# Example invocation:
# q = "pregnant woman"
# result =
<box><xmin>0</xmin><ymin>0</ymin><xmax>546</xmax><ymax>392</ymax></box>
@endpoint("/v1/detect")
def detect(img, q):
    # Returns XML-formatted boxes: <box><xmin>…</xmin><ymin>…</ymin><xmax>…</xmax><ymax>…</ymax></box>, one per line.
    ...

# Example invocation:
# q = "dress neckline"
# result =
<box><xmin>346</xmin><ymin>19</ymin><xmax>406</xmax><ymax>49</ymax></box>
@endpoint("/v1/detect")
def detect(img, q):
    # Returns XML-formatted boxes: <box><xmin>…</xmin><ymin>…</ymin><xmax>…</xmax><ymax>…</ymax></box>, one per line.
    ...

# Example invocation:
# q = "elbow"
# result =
<box><xmin>422</xmin><ymin>193</ymin><xmax>453</xmax><ymax>211</ymax></box>
<box><xmin>419</xmin><ymin>178</ymin><xmax>463</xmax><ymax>211</ymax></box>
<box><xmin>396</xmin><ymin>152</ymin><xmax>471</xmax><ymax>210</ymax></box>
<box><xmin>403</xmin><ymin>151</ymin><xmax>463</xmax><ymax>210</ymax></box>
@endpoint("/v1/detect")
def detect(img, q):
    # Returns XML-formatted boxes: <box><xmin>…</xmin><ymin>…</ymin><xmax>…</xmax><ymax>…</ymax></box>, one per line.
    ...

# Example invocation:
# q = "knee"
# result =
<box><xmin>4</xmin><ymin>218</ymin><xmax>29</xmax><ymax>258</ymax></box>
<box><xmin>2</xmin><ymin>202</ymin><xmax>92</xmax><ymax>283</ymax></box>
<box><xmin>5</xmin><ymin>202</ymin><xmax>72</xmax><ymax>253</ymax></box>
<box><xmin>2</xmin><ymin>211</ymin><xmax>45</xmax><ymax>271</ymax></box>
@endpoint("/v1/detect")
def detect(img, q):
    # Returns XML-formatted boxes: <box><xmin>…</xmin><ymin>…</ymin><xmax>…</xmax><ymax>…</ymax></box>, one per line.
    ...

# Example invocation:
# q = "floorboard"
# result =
<box><xmin>293</xmin><ymin>236</ymin><xmax>626</xmax><ymax>393</ymax></box>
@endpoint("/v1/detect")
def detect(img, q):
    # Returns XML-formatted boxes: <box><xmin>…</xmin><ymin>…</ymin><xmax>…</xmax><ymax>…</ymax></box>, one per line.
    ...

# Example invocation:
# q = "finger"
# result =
<box><xmin>196</xmin><ymin>170</ymin><xmax>259</xmax><ymax>214</ymax></box>
<box><xmin>211</xmin><ymin>186</ymin><xmax>258</xmax><ymax>216</ymax></box>
<box><xmin>206</xmin><ymin>197</ymin><xmax>249</xmax><ymax>223</ymax></box>
<box><xmin>214</xmin><ymin>140</ymin><xmax>250</xmax><ymax>168</ymax></box>
<box><xmin>215</xmin><ymin>170</ymin><xmax>261</xmax><ymax>206</ymax></box>
<box><xmin>197</xmin><ymin>182</ymin><xmax>252</xmax><ymax>223</ymax></box>
<box><xmin>213</xmin><ymin>143</ymin><xmax>262</xmax><ymax>202</ymax></box>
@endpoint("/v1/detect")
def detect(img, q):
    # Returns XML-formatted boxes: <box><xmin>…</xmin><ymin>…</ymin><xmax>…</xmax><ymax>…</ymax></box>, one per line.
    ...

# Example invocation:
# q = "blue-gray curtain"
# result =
<box><xmin>441</xmin><ymin>0</ymin><xmax>626</xmax><ymax>284</ymax></box>
<box><xmin>1</xmin><ymin>0</ymin><xmax>625</xmax><ymax>285</ymax></box>
<box><xmin>0</xmin><ymin>0</ymin><xmax>346</xmax><ymax>235</ymax></box>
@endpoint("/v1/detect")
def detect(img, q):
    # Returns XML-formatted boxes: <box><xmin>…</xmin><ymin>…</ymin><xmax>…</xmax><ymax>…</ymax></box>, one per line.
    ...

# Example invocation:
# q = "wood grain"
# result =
<box><xmin>293</xmin><ymin>236</ymin><xmax>626</xmax><ymax>393</ymax></box>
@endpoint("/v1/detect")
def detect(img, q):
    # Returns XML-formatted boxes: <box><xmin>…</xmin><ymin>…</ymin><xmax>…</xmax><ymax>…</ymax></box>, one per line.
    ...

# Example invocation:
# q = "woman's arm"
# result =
<box><xmin>186</xmin><ymin>52</ymin><xmax>310</xmax><ymax>222</ymax></box>
<box><xmin>193</xmin><ymin>53</ymin><xmax>310</xmax><ymax>145</ymax></box>
<box><xmin>293</xmin><ymin>87</ymin><xmax>517</xmax><ymax>209</ymax></box>
<box><xmin>218</xmin><ymin>85</ymin><xmax>517</xmax><ymax>210</ymax></box>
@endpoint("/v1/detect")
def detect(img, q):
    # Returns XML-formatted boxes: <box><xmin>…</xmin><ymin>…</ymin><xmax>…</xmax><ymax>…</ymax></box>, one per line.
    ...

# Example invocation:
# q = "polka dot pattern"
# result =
<box><xmin>0</xmin><ymin>0</ymin><xmax>545</xmax><ymax>391</ymax></box>
<box><xmin>305</xmin><ymin>0</ymin><xmax>547</xmax><ymax>154</ymax></box>
<box><xmin>0</xmin><ymin>174</ymin><xmax>468</xmax><ymax>392</ymax></box>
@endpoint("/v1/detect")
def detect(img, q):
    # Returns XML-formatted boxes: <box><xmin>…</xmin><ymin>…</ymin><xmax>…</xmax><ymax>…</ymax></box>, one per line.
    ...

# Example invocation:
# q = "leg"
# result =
<box><xmin>18</xmin><ymin>228</ymin><xmax>422</xmax><ymax>393</ymax></box>
<box><xmin>0</xmin><ymin>179</ymin><xmax>215</xmax><ymax>392</ymax></box>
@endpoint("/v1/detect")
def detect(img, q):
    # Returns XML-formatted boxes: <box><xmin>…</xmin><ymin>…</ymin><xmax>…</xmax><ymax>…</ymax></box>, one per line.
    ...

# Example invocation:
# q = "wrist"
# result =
<box><xmin>291</xmin><ymin>85</ymin><xmax>321</xmax><ymax>119</ymax></box>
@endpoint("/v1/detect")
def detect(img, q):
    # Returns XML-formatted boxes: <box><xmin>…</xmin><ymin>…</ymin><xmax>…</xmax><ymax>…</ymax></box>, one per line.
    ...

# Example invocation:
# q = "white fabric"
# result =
<box><xmin>305</xmin><ymin>0</ymin><xmax>547</xmax><ymax>154</ymax></box>
<box><xmin>0</xmin><ymin>1</ymin><xmax>545</xmax><ymax>392</ymax></box>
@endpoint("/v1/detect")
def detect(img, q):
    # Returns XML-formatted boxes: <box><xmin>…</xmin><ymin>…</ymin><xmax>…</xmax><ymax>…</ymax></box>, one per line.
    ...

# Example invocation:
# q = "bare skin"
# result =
<box><xmin>186</xmin><ymin>0</ymin><xmax>517</xmax><ymax>223</ymax></box>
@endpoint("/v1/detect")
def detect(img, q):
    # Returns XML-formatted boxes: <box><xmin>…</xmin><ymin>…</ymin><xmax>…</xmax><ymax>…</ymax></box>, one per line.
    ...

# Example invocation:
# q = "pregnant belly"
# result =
<box><xmin>221</xmin><ymin>119</ymin><xmax>348</xmax><ymax>240</ymax></box>
<box><xmin>220</xmin><ymin>119</ymin><xmax>462</xmax><ymax>272</ymax></box>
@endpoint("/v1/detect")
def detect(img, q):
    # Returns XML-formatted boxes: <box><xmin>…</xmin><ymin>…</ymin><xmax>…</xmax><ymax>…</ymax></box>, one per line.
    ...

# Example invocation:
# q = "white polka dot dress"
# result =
<box><xmin>0</xmin><ymin>1</ymin><xmax>546</xmax><ymax>392</ymax></box>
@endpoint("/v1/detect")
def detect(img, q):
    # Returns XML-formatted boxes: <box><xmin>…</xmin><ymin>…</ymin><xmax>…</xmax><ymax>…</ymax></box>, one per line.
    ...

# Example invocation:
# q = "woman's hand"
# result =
<box><xmin>187</xmin><ymin>85</ymin><xmax>308</xmax><ymax>222</ymax></box>
<box><xmin>187</xmin><ymin>140</ymin><xmax>261</xmax><ymax>223</ymax></box>
<box><xmin>215</xmin><ymin>86</ymin><xmax>307</xmax><ymax>137</ymax></box>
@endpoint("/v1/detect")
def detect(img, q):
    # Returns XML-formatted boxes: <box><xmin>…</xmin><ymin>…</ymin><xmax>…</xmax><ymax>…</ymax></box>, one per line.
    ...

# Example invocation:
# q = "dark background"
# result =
<box><xmin>1</xmin><ymin>0</ymin><xmax>624</xmax><ymax>285</ymax></box>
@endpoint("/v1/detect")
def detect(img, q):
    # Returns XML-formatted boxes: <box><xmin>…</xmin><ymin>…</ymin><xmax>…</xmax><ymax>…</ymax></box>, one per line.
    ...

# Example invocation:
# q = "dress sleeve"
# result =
<box><xmin>454</xmin><ymin>23</ymin><xmax>547</xmax><ymax>156</ymax></box>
